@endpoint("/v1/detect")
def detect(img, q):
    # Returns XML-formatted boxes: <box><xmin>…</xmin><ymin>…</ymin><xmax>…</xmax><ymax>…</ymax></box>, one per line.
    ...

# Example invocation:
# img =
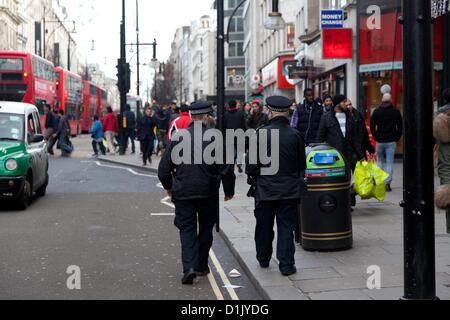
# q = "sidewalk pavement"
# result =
<box><xmin>90</xmin><ymin>137</ymin><xmax>450</xmax><ymax>300</ymax></box>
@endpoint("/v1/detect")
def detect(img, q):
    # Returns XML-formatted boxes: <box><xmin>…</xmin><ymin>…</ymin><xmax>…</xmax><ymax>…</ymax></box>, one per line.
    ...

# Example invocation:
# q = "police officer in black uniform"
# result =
<box><xmin>158</xmin><ymin>101</ymin><xmax>236</xmax><ymax>285</ymax></box>
<box><xmin>246</xmin><ymin>96</ymin><xmax>307</xmax><ymax>276</ymax></box>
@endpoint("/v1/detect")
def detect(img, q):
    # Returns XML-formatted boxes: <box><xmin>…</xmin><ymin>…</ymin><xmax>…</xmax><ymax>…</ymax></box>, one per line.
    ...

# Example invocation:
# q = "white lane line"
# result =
<box><xmin>51</xmin><ymin>170</ymin><xmax>63</xmax><ymax>178</ymax></box>
<box><xmin>156</xmin><ymin>183</ymin><xmax>164</xmax><ymax>189</ymax></box>
<box><xmin>94</xmin><ymin>161</ymin><xmax>158</xmax><ymax>178</ymax></box>
<box><xmin>209</xmin><ymin>249</ymin><xmax>240</xmax><ymax>301</ymax></box>
<box><xmin>151</xmin><ymin>213</ymin><xmax>175</xmax><ymax>216</ymax></box>
<box><xmin>161</xmin><ymin>196</ymin><xmax>175</xmax><ymax>209</ymax></box>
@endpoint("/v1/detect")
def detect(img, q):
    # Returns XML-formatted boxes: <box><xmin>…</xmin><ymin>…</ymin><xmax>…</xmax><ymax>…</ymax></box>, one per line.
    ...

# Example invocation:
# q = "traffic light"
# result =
<box><xmin>116</xmin><ymin>59</ymin><xmax>124</xmax><ymax>91</ymax></box>
<box><xmin>123</xmin><ymin>62</ymin><xmax>131</xmax><ymax>93</ymax></box>
<box><xmin>116</xmin><ymin>60</ymin><xmax>131</xmax><ymax>93</ymax></box>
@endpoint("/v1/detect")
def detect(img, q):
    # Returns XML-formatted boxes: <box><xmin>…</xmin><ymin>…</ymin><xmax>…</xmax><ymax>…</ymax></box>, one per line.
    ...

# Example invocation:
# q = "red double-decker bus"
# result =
<box><xmin>0</xmin><ymin>51</ymin><xmax>55</xmax><ymax>117</ymax></box>
<box><xmin>55</xmin><ymin>67</ymin><xmax>83</xmax><ymax>136</ymax></box>
<box><xmin>81</xmin><ymin>81</ymin><xmax>109</xmax><ymax>133</ymax></box>
<box><xmin>99</xmin><ymin>88</ymin><xmax>108</xmax><ymax>118</ymax></box>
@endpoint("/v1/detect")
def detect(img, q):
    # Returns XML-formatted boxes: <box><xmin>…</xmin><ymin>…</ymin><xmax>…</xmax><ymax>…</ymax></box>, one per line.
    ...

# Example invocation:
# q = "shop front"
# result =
<box><xmin>261</xmin><ymin>54</ymin><xmax>296</xmax><ymax>100</ymax></box>
<box><xmin>358</xmin><ymin>1</ymin><xmax>446</xmax><ymax>120</ymax></box>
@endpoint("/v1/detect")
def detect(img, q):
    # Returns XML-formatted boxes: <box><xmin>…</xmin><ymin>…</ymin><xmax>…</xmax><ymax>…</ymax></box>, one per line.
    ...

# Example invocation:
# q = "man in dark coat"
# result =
<box><xmin>317</xmin><ymin>95</ymin><xmax>363</xmax><ymax>170</ymax></box>
<box><xmin>224</xmin><ymin>100</ymin><xmax>247</xmax><ymax>173</ymax></box>
<box><xmin>246</xmin><ymin>96</ymin><xmax>306</xmax><ymax>277</ymax></box>
<box><xmin>246</xmin><ymin>102</ymin><xmax>269</xmax><ymax>130</ymax></box>
<box><xmin>346</xmin><ymin>99</ymin><xmax>375</xmax><ymax>157</ymax></box>
<box><xmin>291</xmin><ymin>88</ymin><xmax>324</xmax><ymax>145</ymax></box>
<box><xmin>138</xmin><ymin>107</ymin><xmax>157</xmax><ymax>166</ymax></box>
<box><xmin>44</xmin><ymin>104</ymin><xmax>55</xmax><ymax>141</ymax></box>
<box><xmin>158</xmin><ymin>101</ymin><xmax>236</xmax><ymax>285</ymax></box>
<box><xmin>370</xmin><ymin>93</ymin><xmax>403</xmax><ymax>192</ymax></box>
<box><xmin>122</xmin><ymin>104</ymin><xmax>136</xmax><ymax>154</ymax></box>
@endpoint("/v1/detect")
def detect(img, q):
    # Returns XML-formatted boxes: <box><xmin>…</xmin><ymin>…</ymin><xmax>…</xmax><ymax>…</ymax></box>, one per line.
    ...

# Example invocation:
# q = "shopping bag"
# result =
<box><xmin>354</xmin><ymin>161</ymin><xmax>373</xmax><ymax>200</ymax></box>
<box><xmin>368</xmin><ymin>161</ymin><xmax>390</xmax><ymax>202</ymax></box>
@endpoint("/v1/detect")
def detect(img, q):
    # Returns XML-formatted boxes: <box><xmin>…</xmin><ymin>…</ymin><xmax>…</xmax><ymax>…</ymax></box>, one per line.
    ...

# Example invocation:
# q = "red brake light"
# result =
<box><xmin>23</xmin><ymin>72</ymin><xmax>28</xmax><ymax>78</ymax></box>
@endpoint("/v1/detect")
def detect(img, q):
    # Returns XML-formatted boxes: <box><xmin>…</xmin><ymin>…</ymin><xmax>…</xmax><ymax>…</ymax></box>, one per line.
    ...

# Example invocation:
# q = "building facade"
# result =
<box><xmin>190</xmin><ymin>15</ymin><xmax>216</xmax><ymax>101</ymax></box>
<box><xmin>0</xmin><ymin>0</ymin><xmax>24</xmax><ymax>51</ymax></box>
<box><xmin>293</xmin><ymin>0</ymin><xmax>357</xmax><ymax>104</ymax></box>
<box><xmin>224</xmin><ymin>0</ymin><xmax>245</xmax><ymax>101</ymax></box>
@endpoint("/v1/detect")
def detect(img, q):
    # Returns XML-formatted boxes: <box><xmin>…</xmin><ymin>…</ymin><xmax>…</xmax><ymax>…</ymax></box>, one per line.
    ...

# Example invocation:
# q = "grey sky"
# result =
<box><xmin>60</xmin><ymin>0</ymin><xmax>214</xmax><ymax>93</ymax></box>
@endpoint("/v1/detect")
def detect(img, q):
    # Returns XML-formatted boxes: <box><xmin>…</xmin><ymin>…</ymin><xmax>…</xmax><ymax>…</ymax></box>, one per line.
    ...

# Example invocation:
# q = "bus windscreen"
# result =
<box><xmin>0</xmin><ymin>58</ymin><xmax>23</xmax><ymax>71</ymax></box>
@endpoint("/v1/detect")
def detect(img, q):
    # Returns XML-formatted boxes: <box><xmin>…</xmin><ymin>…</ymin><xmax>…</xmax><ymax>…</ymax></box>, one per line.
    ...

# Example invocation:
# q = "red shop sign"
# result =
<box><xmin>323</xmin><ymin>28</ymin><xmax>353</xmax><ymax>59</ymax></box>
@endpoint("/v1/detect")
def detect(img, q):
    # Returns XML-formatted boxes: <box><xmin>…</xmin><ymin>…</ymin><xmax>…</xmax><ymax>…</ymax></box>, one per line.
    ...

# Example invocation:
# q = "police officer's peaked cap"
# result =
<box><xmin>266</xmin><ymin>96</ymin><xmax>292</xmax><ymax>112</ymax></box>
<box><xmin>189</xmin><ymin>100</ymin><xmax>213</xmax><ymax>115</ymax></box>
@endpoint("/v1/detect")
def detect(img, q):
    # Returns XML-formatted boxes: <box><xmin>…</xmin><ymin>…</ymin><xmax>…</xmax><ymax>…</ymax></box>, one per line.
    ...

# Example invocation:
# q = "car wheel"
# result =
<box><xmin>36</xmin><ymin>173</ymin><xmax>49</xmax><ymax>197</ymax></box>
<box><xmin>17</xmin><ymin>180</ymin><xmax>31</xmax><ymax>211</ymax></box>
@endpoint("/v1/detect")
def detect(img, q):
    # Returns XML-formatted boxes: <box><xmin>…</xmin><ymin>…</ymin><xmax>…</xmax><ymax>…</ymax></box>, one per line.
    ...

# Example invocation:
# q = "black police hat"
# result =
<box><xmin>266</xmin><ymin>96</ymin><xmax>292</xmax><ymax>112</ymax></box>
<box><xmin>189</xmin><ymin>101</ymin><xmax>213</xmax><ymax>115</ymax></box>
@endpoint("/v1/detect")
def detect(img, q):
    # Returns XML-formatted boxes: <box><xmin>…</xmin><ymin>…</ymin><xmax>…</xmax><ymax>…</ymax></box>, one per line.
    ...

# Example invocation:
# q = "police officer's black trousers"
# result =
<box><xmin>174</xmin><ymin>197</ymin><xmax>218</xmax><ymax>273</ymax></box>
<box><xmin>254</xmin><ymin>199</ymin><xmax>298</xmax><ymax>272</ymax></box>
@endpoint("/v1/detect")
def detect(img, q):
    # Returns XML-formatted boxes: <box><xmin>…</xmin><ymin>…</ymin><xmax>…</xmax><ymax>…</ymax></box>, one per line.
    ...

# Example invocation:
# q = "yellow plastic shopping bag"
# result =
<box><xmin>354</xmin><ymin>160</ymin><xmax>390</xmax><ymax>202</ymax></box>
<box><xmin>354</xmin><ymin>161</ymin><xmax>373</xmax><ymax>200</ymax></box>
<box><xmin>368</xmin><ymin>161</ymin><xmax>390</xmax><ymax>202</ymax></box>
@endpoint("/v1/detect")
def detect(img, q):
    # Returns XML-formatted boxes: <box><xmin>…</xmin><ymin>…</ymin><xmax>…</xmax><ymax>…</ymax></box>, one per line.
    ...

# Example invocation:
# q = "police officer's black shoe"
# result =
<box><xmin>196</xmin><ymin>268</ymin><xmax>211</xmax><ymax>277</ymax></box>
<box><xmin>182</xmin><ymin>269</ymin><xmax>197</xmax><ymax>285</ymax></box>
<box><xmin>281</xmin><ymin>267</ymin><xmax>297</xmax><ymax>277</ymax></box>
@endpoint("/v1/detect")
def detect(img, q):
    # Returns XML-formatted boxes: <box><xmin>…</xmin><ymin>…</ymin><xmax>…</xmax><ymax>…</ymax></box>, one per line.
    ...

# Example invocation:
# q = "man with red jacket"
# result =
<box><xmin>168</xmin><ymin>104</ymin><xmax>192</xmax><ymax>142</ymax></box>
<box><xmin>103</xmin><ymin>106</ymin><xmax>118</xmax><ymax>155</ymax></box>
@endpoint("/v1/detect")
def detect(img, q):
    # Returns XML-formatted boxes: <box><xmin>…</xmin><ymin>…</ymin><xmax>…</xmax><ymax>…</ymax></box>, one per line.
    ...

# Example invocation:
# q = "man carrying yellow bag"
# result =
<box><xmin>355</xmin><ymin>157</ymin><xmax>390</xmax><ymax>202</ymax></box>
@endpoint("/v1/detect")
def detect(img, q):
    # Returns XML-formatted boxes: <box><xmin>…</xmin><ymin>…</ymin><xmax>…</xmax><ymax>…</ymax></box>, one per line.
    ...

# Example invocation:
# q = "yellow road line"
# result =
<box><xmin>209</xmin><ymin>249</ymin><xmax>240</xmax><ymax>301</ymax></box>
<box><xmin>158</xmin><ymin>193</ymin><xmax>237</xmax><ymax>300</ymax></box>
<box><xmin>207</xmin><ymin>269</ymin><xmax>225</xmax><ymax>301</ymax></box>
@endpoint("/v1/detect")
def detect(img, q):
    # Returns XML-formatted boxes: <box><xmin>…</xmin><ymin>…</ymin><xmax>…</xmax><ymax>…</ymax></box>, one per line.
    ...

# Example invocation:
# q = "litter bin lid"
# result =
<box><xmin>305</xmin><ymin>146</ymin><xmax>345</xmax><ymax>170</ymax></box>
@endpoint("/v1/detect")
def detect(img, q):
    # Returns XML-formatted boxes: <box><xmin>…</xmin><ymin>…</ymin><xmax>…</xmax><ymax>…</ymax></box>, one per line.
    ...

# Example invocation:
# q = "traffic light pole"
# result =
<box><xmin>401</xmin><ymin>0</ymin><xmax>437</xmax><ymax>300</ymax></box>
<box><xmin>216</xmin><ymin>0</ymin><xmax>225</xmax><ymax>233</ymax></box>
<box><xmin>118</xmin><ymin>0</ymin><xmax>129</xmax><ymax>155</ymax></box>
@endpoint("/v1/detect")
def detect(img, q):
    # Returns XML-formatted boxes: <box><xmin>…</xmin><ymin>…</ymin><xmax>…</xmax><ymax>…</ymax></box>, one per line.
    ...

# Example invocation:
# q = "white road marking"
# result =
<box><xmin>161</xmin><ymin>196</ymin><xmax>175</xmax><ymax>209</ymax></box>
<box><xmin>51</xmin><ymin>170</ymin><xmax>63</xmax><ymax>178</ymax></box>
<box><xmin>151</xmin><ymin>213</ymin><xmax>175</xmax><ymax>217</ymax></box>
<box><xmin>156</xmin><ymin>183</ymin><xmax>164</xmax><ymax>189</ymax></box>
<box><xmin>94</xmin><ymin>161</ymin><xmax>158</xmax><ymax>178</ymax></box>
<box><xmin>159</xmin><ymin>194</ymin><xmax>239</xmax><ymax>300</ymax></box>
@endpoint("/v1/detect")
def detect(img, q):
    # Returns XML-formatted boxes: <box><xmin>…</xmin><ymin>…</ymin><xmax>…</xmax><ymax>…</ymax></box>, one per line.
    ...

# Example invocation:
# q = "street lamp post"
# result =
<box><xmin>401</xmin><ymin>0</ymin><xmax>437</xmax><ymax>300</ymax></box>
<box><xmin>215</xmin><ymin>0</ymin><xmax>284</xmax><ymax>233</ymax></box>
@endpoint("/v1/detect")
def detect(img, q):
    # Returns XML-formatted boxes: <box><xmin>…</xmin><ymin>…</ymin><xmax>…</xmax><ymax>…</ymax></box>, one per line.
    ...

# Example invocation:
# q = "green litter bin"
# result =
<box><xmin>300</xmin><ymin>144</ymin><xmax>353</xmax><ymax>251</ymax></box>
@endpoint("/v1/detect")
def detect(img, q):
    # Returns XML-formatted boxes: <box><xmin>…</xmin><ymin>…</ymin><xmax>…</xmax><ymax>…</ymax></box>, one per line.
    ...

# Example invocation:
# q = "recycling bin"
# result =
<box><xmin>300</xmin><ymin>144</ymin><xmax>353</xmax><ymax>251</ymax></box>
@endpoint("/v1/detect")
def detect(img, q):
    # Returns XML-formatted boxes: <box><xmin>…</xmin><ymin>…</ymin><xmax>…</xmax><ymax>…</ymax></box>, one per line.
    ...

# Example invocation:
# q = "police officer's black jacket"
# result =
<box><xmin>246</xmin><ymin>116</ymin><xmax>307</xmax><ymax>201</ymax></box>
<box><xmin>158</xmin><ymin>122</ymin><xmax>236</xmax><ymax>201</ymax></box>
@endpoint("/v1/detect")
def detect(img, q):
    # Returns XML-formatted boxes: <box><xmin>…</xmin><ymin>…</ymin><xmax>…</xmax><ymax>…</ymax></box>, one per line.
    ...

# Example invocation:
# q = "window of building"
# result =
<box><xmin>229</xmin><ymin>41</ymin><xmax>244</xmax><ymax>57</ymax></box>
<box><xmin>228</xmin><ymin>17</ymin><xmax>244</xmax><ymax>33</ymax></box>
<box><xmin>228</xmin><ymin>0</ymin><xmax>237</xmax><ymax>9</ymax></box>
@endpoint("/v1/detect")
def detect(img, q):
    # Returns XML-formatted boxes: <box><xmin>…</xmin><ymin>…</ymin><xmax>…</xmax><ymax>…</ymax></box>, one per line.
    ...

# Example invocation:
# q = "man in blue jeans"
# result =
<box><xmin>370</xmin><ymin>93</ymin><xmax>403</xmax><ymax>192</ymax></box>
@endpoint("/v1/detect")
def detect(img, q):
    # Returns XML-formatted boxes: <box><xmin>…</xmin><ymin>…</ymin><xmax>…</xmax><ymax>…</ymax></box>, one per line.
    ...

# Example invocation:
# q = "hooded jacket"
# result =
<box><xmin>370</xmin><ymin>102</ymin><xmax>403</xmax><ymax>143</ymax></box>
<box><xmin>168</xmin><ymin>112</ymin><xmax>192</xmax><ymax>142</ymax></box>
<box><xmin>434</xmin><ymin>105</ymin><xmax>450</xmax><ymax>209</ymax></box>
